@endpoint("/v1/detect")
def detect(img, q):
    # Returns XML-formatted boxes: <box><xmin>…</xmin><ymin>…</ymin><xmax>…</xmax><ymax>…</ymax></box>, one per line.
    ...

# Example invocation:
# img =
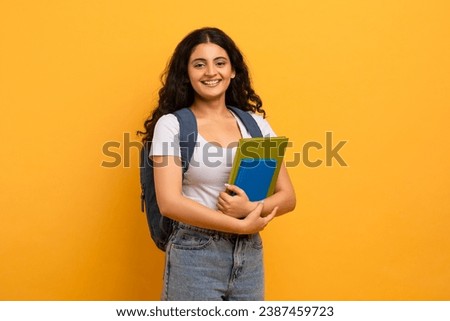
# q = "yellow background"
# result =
<box><xmin>1</xmin><ymin>0</ymin><xmax>449</xmax><ymax>300</ymax></box>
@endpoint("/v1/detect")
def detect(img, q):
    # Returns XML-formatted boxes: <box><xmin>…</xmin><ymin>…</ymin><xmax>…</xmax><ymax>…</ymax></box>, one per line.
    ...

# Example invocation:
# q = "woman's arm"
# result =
<box><xmin>217</xmin><ymin>162</ymin><xmax>296</xmax><ymax>218</ymax></box>
<box><xmin>260</xmin><ymin>163</ymin><xmax>296</xmax><ymax>216</ymax></box>
<box><xmin>152</xmin><ymin>155</ymin><xmax>278</xmax><ymax>234</ymax></box>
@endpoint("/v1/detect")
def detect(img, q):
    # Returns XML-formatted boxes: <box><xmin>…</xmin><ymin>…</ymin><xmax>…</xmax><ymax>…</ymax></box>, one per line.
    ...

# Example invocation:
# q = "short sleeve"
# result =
<box><xmin>149</xmin><ymin>114</ymin><xmax>181</xmax><ymax>157</ymax></box>
<box><xmin>251</xmin><ymin>113</ymin><xmax>277</xmax><ymax>137</ymax></box>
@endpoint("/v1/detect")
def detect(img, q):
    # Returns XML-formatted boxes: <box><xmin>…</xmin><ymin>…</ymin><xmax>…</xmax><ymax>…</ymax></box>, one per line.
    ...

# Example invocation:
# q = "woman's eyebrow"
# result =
<box><xmin>190</xmin><ymin>56</ymin><xmax>229</xmax><ymax>62</ymax></box>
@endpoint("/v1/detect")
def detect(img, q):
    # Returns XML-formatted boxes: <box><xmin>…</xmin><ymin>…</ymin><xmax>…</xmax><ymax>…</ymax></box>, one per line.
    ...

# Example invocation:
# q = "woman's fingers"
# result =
<box><xmin>264</xmin><ymin>206</ymin><xmax>278</xmax><ymax>224</ymax></box>
<box><xmin>248</xmin><ymin>201</ymin><xmax>264</xmax><ymax>217</ymax></box>
<box><xmin>225</xmin><ymin>184</ymin><xmax>246</xmax><ymax>197</ymax></box>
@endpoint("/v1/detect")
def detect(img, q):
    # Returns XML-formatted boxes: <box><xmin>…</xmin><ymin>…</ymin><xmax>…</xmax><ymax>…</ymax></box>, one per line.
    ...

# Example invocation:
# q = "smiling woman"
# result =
<box><xmin>137</xmin><ymin>27</ymin><xmax>296</xmax><ymax>301</ymax></box>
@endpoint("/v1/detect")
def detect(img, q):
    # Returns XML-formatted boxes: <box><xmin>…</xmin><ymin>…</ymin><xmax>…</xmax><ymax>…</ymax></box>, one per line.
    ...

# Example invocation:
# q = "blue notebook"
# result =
<box><xmin>234</xmin><ymin>158</ymin><xmax>277</xmax><ymax>201</ymax></box>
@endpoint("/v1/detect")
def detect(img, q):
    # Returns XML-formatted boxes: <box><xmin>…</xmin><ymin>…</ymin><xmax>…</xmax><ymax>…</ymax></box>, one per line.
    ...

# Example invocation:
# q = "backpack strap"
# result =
<box><xmin>227</xmin><ymin>106</ymin><xmax>263</xmax><ymax>138</ymax></box>
<box><xmin>173</xmin><ymin>108</ymin><xmax>198</xmax><ymax>173</ymax></box>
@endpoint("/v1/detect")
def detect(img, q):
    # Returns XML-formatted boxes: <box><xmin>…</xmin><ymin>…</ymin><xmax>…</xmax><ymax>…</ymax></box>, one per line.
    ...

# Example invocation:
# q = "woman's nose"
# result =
<box><xmin>205</xmin><ymin>63</ymin><xmax>217</xmax><ymax>76</ymax></box>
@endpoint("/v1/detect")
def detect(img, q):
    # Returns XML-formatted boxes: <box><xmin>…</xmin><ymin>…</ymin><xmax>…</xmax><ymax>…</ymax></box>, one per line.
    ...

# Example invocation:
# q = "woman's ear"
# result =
<box><xmin>231</xmin><ymin>71</ymin><xmax>236</xmax><ymax>79</ymax></box>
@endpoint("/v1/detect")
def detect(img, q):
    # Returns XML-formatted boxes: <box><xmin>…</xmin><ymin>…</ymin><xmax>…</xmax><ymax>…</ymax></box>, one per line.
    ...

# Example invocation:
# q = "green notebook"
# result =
<box><xmin>228</xmin><ymin>136</ymin><xmax>289</xmax><ymax>199</ymax></box>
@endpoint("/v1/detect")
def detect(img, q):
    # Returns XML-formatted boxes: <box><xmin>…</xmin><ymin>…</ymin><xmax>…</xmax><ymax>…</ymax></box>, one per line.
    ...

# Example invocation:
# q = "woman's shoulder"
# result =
<box><xmin>248</xmin><ymin>111</ymin><xmax>276</xmax><ymax>137</ymax></box>
<box><xmin>156</xmin><ymin>113</ymin><xmax>178</xmax><ymax>125</ymax></box>
<box><xmin>155</xmin><ymin>113</ymin><xmax>179</xmax><ymax>130</ymax></box>
<box><xmin>248</xmin><ymin>111</ymin><xmax>265</xmax><ymax>122</ymax></box>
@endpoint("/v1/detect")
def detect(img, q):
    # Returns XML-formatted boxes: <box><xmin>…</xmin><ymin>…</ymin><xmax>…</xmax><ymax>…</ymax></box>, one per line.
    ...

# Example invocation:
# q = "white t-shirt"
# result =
<box><xmin>150</xmin><ymin>110</ymin><xmax>276</xmax><ymax>210</ymax></box>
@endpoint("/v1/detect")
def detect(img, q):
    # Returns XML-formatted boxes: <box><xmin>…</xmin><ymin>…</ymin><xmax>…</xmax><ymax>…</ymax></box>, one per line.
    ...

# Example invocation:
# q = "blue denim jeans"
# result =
<box><xmin>161</xmin><ymin>222</ymin><xmax>264</xmax><ymax>301</ymax></box>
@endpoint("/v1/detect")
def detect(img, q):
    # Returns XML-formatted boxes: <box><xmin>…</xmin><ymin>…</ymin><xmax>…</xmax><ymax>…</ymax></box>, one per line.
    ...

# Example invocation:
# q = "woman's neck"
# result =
<box><xmin>190</xmin><ymin>99</ymin><xmax>229</xmax><ymax>119</ymax></box>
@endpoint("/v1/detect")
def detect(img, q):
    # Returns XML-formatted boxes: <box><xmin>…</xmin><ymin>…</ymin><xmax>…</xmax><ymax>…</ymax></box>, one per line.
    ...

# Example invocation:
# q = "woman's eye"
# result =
<box><xmin>194</xmin><ymin>63</ymin><xmax>205</xmax><ymax>68</ymax></box>
<box><xmin>216</xmin><ymin>61</ymin><xmax>226</xmax><ymax>67</ymax></box>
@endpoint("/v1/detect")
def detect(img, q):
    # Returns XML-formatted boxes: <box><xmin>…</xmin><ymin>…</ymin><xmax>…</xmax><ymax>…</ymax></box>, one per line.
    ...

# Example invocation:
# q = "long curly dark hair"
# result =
<box><xmin>138</xmin><ymin>27</ymin><xmax>265</xmax><ymax>144</ymax></box>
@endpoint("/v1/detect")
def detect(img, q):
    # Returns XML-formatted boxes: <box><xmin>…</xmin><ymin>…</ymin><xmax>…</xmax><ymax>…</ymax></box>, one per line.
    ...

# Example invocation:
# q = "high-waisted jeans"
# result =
<box><xmin>161</xmin><ymin>222</ymin><xmax>264</xmax><ymax>301</ymax></box>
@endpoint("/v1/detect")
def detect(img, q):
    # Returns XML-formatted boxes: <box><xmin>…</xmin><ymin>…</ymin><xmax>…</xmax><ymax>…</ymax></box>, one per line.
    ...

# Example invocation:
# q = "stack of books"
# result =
<box><xmin>228</xmin><ymin>136</ymin><xmax>289</xmax><ymax>201</ymax></box>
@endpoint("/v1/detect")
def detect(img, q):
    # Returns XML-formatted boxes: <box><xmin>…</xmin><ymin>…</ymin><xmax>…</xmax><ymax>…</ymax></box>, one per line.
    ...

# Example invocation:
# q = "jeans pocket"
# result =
<box><xmin>171</xmin><ymin>228</ymin><xmax>213</xmax><ymax>250</ymax></box>
<box><xmin>251</xmin><ymin>233</ymin><xmax>263</xmax><ymax>250</ymax></box>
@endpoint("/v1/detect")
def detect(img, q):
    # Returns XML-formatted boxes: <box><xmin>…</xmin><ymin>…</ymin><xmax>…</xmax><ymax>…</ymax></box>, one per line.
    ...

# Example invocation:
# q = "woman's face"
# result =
<box><xmin>187</xmin><ymin>42</ymin><xmax>235</xmax><ymax>103</ymax></box>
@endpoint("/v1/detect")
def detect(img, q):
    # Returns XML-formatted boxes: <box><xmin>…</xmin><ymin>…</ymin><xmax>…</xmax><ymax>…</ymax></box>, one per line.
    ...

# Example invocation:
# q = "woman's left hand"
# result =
<box><xmin>217</xmin><ymin>184</ymin><xmax>258</xmax><ymax>219</ymax></box>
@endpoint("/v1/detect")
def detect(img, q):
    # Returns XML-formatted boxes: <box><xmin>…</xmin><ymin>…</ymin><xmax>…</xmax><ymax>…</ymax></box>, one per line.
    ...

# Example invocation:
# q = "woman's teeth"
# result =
<box><xmin>202</xmin><ymin>80</ymin><xmax>220</xmax><ymax>86</ymax></box>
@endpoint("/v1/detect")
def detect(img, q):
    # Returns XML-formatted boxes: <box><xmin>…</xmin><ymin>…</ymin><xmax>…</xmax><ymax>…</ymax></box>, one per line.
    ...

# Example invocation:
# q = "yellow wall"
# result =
<box><xmin>1</xmin><ymin>0</ymin><xmax>449</xmax><ymax>300</ymax></box>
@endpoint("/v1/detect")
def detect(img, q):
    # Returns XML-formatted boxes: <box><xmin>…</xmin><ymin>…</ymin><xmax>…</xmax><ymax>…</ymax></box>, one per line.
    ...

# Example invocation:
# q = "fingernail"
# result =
<box><xmin>224</xmin><ymin>183</ymin><xmax>230</xmax><ymax>187</ymax></box>
<box><xmin>259</xmin><ymin>200</ymin><xmax>265</xmax><ymax>204</ymax></box>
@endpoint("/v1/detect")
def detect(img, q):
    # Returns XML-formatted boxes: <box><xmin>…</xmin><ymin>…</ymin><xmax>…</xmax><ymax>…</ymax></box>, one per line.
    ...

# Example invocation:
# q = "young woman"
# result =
<box><xmin>139</xmin><ymin>27</ymin><xmax>295</xmax><ymax>300</ymax></box>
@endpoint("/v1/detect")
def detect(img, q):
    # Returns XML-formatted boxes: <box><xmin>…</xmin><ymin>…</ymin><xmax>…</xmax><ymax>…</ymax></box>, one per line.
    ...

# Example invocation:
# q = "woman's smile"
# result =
<box><xmin>201</xmin><ymin>79</ymin><xmax>222</xmax><ymax>87</ymax></box>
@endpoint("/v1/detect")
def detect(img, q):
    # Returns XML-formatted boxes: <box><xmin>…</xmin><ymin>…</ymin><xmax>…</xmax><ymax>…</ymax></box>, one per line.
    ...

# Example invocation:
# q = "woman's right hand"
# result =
<box><xmin>238</xmin><ymin>202</ymin><xmax>278</xmax><ymax>234</ymax></box>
